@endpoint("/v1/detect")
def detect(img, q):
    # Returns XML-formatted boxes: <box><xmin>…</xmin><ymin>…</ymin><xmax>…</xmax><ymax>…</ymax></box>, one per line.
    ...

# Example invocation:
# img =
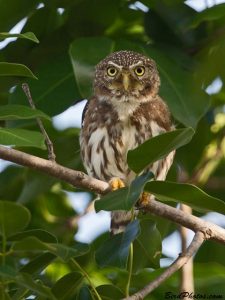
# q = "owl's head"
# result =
<box><xmin>94</xmin><ymin>50</ymin><xmax>160</xmax><ymax>103</ymax></box>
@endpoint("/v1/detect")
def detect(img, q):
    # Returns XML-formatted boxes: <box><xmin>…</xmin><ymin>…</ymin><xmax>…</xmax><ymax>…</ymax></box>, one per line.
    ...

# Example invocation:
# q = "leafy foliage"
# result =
<box><xmin>0</xmin><ymin>0</ymin><xmax>225</xmax><ymax>299</ymax></box>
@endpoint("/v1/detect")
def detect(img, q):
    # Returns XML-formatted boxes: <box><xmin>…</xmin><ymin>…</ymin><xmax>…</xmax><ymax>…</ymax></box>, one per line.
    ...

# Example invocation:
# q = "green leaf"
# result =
<box><xmin>133</xmin><ymin>219</ymin><xmax>162</xmax><ymax>272</ymax></box>
<box><xmin>190</xmin><ymin>3</ymin><xmax>225</xmax><ymax>28</ymax></box>
<box><xmin>0</xmin><ymin>62</ymin><xmax>37</xmax><ymax>79</ymax></box>
<box><xmin>142</xmin><ymin>47</ymin><xmax>210</xmax><ymax>128</ymax></box>
<box><xmin>0</xmin><ymin>31</ymin><xmax>39</xmax><ymax>43</ymax></box>
<box><xmin>52</xmin><ymin>272</ymin><xmax>83</xmax><ymax>300</ymax></box>
<box><xmin>127</xmin><ymin>128</ymin><xmax>194</xmax><ymax>174</ymax></box>
<box><xmin>9</xmin><ymin>229</ymin><xmax>57</xmax><ymax>243</ymax></box>
<box><xmin>0</xmin><ymin>128</ymin><xmax>46</xmax><ymax>149</ymax></box>
<box><xmin>9</xmin><ymin>54</ymin><xmax>80</xmax><ymax>116</ymax></box>
<box><xmin>13</xmin><ymin>237</ymin><xmax>89</xmax><ymax>261</ymax></box>
<box><xmin>0</xmin><ymin>105</ymin><xmax>50</xmax><ymax>120</ymax></box>
<box><xmin>144</xmin><ymin>181</ymin><xmax>225</xmax><ymax>214</ymax></box>
<box><xmin>95</xmin><ymin>172</ymin><xmax>153</xmax><ymax>212</ymax></box>
<box><xmin>0</xmin><ymin>200</ymin><xmax>30</xmax><ymax>237</ymax></box>
<box><xmin>95</xmin><ymin>220</ymin><xmax>140</xmax><ymax>268</ymax></box>
<box><xmin>96</xmin><ymin>285</ymin><xmax>124</xmax><ymax>300</ymax></box>
<box><xmin>69</xmin><ymin>37</ymin><xmax>115</xmax><ymax>98</ymax></box>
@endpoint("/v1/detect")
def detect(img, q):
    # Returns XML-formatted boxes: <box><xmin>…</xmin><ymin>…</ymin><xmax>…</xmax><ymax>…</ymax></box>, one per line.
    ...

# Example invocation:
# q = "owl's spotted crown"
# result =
<box><xmin>96</xmin><ymin>50</ymin><xmax>156</xmax><ymax>68</ymax></box>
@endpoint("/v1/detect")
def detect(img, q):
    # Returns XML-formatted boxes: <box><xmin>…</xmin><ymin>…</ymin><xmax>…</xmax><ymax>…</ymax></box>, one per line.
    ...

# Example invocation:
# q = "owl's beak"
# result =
<box><xmin>122</xmin><ymin>73</ymin><xmax>130</xmax><ymax>91</ymax></box>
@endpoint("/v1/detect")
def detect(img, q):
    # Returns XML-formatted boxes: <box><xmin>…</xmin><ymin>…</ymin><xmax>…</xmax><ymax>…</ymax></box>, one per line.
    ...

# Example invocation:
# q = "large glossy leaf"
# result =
<box><xmin>13</xmin><ymin>236</ymin><xmax>89</xmax><ymax>261</ymax></box>
<box><xmin>0</xmin><ymin>62</ymin><xmax>37</xmax><ymax>79</ymax></box>
<box><xmin>95</xmin><ymin>172</ymin><xmax>153</xmax><ymax>212</ymax></box>
<box><xmin>51</xmin><ymin>272</ymin><xmax>83</xmax><ymax>300</ymax></box>
<box><xmin>133</xmin><ymin>219</ymin><xmax>162</xmax><ymax>272</ymax></box>
<box><xmin>0</xmin><ymin>128</ymin><xmax>46</xmax><ymax>148</ymax></box>
<box><xmin>142</xmin><ymin>46</ymin><xmax>210</xmax><ymax>128</ymax></box>
<box><xmin>144</xmin><ymin>181</ymin><xmax>225</xmax><ymax>214</ymax></box>
<box><xmin>0</xmin><ymin>200</ymin><xmax>30</xmax><ymax>237</ymax></box>
<box><xmin>9</xmin><ymin>54</ymin><xmax>81</xmax><ymax>116</ymax></box>
<box><xmin>127</xmin><ymin>127</ymin><xmax>194</xmax><ymax>174</ymax></box>
<box><xmin>0</xmin><ymin>105</ymin><xmax>50</xmax><ymax>120</ymax></box>
<box><xmin>0</xmin><ymin>31</ymin><xmax>39</xmax><ymax>43</ymax></box>
<box><xmin>95</xmin><ymin>220</ymin><xmax>140</xmax><ymax>268</ymax></box>
<box><xmin>69</xmin><ymin>37</ymin><xmax>114</xmax><ymax>98</ymax></box>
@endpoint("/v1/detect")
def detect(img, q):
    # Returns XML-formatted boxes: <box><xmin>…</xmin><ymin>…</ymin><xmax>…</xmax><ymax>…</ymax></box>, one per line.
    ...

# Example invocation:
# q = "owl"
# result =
<box><xmin>80</xmin><ymin>50</ymin><xmax>175</xmax><ymax>234</ymax></box>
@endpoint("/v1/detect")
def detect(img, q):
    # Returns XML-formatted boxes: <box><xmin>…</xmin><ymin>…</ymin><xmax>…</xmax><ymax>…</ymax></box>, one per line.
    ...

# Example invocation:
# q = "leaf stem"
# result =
<box><xmin>70</xmin><ymin>258</ymin><xmax>102</xmax><ymax>300</ymax></box>
<box><xmin>126</xmin><ymin>242</ymin><xmax>134</xmax><ymax>297</ymax></box>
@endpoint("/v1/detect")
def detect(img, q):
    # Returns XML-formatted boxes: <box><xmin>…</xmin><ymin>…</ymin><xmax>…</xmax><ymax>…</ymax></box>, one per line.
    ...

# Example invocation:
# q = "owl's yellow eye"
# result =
<box><xmin>134</xmin><ymin>66</ymin><xmax>145</xmax><ymax>76</ymax></box>
<box><xmin>107</xmin><ymin>67</ymin><xmax>118</xmax><ymax>77</ymax></box>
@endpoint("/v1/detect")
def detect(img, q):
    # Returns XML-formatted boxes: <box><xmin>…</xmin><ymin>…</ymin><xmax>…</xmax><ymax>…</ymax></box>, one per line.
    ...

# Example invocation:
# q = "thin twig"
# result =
<box><xmin>0</xmin><ymin>145</ymin><xmax>225</xmax><ymax>245</ymax></box>
<box><xmin>22</xmin><ymin>83</ymin><xmax>56</xmax><ymax>162</ymax></box>
<box><xmin>179</xmin><ymin>204</ymin><xmax>194</xmax><ymax>297</ymax></box>
<box><xmin>124</xmin><ymin>231</ymin><xmax>205</xmax><ymax>300</ymax></box>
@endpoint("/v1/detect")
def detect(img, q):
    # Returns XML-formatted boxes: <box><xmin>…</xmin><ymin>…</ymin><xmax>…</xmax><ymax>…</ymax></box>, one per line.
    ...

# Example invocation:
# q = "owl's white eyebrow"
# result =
<box><xmin>129</xmin><ymin>61</ymin><xmax>143</xmax><ymax>68</ymax></box>
<box><xmin>108</xmin><ymin>61</ymin><xmax>122</xmax><ymax>69</ymax></box>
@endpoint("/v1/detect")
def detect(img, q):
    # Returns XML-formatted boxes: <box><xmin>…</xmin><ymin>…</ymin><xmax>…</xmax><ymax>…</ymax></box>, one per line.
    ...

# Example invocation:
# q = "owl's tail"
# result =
<box><xmin>110</xmin><ymin>210</ymin><xmax>137</xmax><ymax>235</ymax></box>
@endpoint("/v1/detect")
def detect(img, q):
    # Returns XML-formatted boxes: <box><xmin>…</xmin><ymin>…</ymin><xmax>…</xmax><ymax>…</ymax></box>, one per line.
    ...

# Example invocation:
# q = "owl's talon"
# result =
<box><xmin>109</xmin><ymin>178</ymin><xmax>125</xmax><ymax>191</ymax></box>
<box><xmin>138</xmin><ymin>192</ymin><xmax>151</xmax><ymax>207</ymax></box>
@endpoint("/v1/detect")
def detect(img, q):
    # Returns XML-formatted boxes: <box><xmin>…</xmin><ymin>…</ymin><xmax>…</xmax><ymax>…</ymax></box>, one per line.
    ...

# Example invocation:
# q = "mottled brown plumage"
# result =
<box><xmin>80</xmin><ymin>50</ymin><xmax>175</xmax><ymax>234</ymax></box>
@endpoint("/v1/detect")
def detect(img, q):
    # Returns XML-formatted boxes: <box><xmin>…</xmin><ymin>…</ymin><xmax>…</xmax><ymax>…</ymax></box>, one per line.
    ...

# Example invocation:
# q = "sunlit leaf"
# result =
<box><xmin>145</xmin><ymin>181</ymin><xmax>225</xmax><ymax>213</ymax></box>
<box><xmin>0</xmin><ymin>31</ymin><xmax>39</xmax><ymax>43</ymax></box>
<box><xmin>127</xmin><ymin>128</ymin><xmax>194</xmax><ymax>174</ymax></box>
<box><xmin>0</xmin><ymin>200</ymin><xmax>30</xmax><ymax>237</ymax></box>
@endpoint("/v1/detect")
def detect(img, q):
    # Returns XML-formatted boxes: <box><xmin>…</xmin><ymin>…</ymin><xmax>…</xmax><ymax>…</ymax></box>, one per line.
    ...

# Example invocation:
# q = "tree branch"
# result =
<box><xmin>0</xmin><ymin>145</ymin><xmax>109</xmax><ymax>194</ymax></box>
<box><xmin>0</xmin><ymin>145</ymin><xmax>225</xmax><ymax>245</ymax></box>
<box><xmin>179</xmin><ymin>204</ymin><xmax>194</xmax><ymax>297</ymax></box>
<box><xmin>124</xmin><ymin>231</ymin><xmax>205</xmax><ymax>300</ymax></box>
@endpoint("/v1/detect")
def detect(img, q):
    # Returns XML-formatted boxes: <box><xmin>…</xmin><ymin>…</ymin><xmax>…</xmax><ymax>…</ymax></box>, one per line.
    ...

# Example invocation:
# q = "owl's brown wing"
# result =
<box><xmin>81</xmin><ymin>98</ymin><xmax>94</xmax><ymax>128</ymax></box>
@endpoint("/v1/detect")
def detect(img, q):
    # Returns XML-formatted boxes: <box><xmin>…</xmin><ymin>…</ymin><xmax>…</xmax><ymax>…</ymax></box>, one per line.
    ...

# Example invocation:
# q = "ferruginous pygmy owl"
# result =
<box><xmin>80</xmin><ymin>50</ymin><xmax>175</xmax><ymax>234</ymax></box>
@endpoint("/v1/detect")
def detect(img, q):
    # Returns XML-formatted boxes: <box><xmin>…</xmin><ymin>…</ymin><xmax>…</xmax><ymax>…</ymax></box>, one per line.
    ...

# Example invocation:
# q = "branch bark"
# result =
<box><xmin>124</xmin><ymin>231</ymin><xmax>205</xmax><ymax>300</ymax></box>
<box><xmin>0</xmin><ymin>145</ymin><xmax>225</xmax><ymax>244</ymax></box>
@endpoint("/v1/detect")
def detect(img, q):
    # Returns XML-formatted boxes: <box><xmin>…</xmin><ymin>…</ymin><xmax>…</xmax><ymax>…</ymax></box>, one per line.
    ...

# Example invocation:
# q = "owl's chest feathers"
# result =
<box><xmin>82</xmin><ymin>101</ymin><xmax>153</xmax><ymax>181</ymax></box>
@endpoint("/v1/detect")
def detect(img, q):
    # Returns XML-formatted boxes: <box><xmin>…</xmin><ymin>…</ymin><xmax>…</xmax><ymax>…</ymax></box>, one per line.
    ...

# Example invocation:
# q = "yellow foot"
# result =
<box><xmin>138</xmin><ymin>192</ymin><xmax>150</xmax><ymax>207</ymax></box>
<box><xmin>109</xmin><ymin>177</ymin><xmax>125</xmax><ymax>191</ymax></box>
